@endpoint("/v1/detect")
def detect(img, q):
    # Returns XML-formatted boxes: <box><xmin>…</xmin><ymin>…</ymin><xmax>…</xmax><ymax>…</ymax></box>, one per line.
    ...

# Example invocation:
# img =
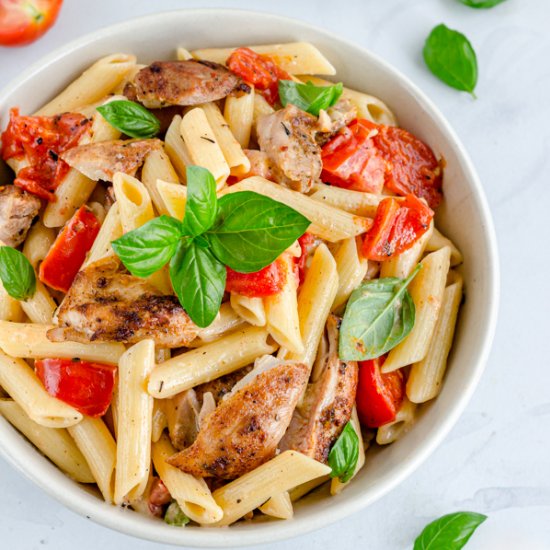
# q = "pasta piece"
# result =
<box><xmin>34</xmin><ymin>54</ymin><xmax>137</xmax><ymax>116</ymax></box>
<box><xmin>176</xmin><ymin>47</ymin><xmax>193</xmax><ymax>60</ymax></box>
<box><xmin>155</xmin><ymin>180</ymin><xmax>187</xmax><ymax>220</ymax></box>
<box><xmin>225</xmin><ymin>177</ymin><xmax>371</xmax><ymax>242</ymax></box>
<box><xmin>151</xmin><ymin>400</ymin><xmax>167</xmax><ymax>443</ymax></box>
<box><xmin>252</xmin><ymin>92</ymin><xmax>275</xmax><ymax>122</ymax></box>
<box><xmin>224</xmin><ymin>87</ymin><xmax>255</xmax><ymax>148</ymax></box>
<box><xmin>376</xmin><ymin>398</ymin><xmax>416</xmax><ymax>445</ymax></box>
<box><xmin>141</xmin><ymin>147</ymin><xmax>179</xmax><ymax>215</ymax></box>
<box><xmin>22</xmin><ymin>221</ymin><xmax>56</xmax><ymax>268</ymax></box>
<box><xmin>192</xmin><ymin>302</ymin><xmax>246</xmax><ymax>345</ymax></box>
<box><xmin>230</xmin><ymin>293</ymin><xmax>266</xmax><ymax>327</ymax></box>
<box><xmin>258</xmin><ymin>491</ymin><xmax>293</xmax><ymax>519</ymax></box>
<box><xmin>164</xmin><ymin>115</ymin><xmax>193</xmax><ymax>180</ymax></box>
<box><xmin>68</xmin><ymin>417</ymin><xmax>116</xmax><ymax>501</ymax></box>
<box><xmin>20</xmin><ymin>281</ymin><xmax>57</xmax><ymax>324</ymax></box>
<box><xmin>0</xmin><ymin>399</ymin><xmax>93</xmax><ymax>482</ymax></box>
<box><xmin>192</xmin><ymin>42</ymin><xmax>336</xmax><ymax>75</ymax></box>
<box><xmin>180</xmin><ymin>108</ymin><xmax>230</xmax><ymax>189</ymax></box>
<box><xmin>82</xmin><ymin>202</ymin><xmax>122</xmax><ymax>268</ymax></box>
<box><xmin>200</xmin><ymin>102</ymin><xmax>251</xmax><ymax>176</ymax></box>
<box><xmin>288</xmin><ymin>475</ymin><xmax>330</xmax><ymax>502</ymax></box>
<box><xmin>332</xmin><ymin>237</ymin><xmax>369</xmax><ymax>311</ymax></box>
<box><xmin>381</xmin><ymin>247</ymin><xmax>451</xmax><ymax>373</ymax></box>
<box><xmin>148</xmin><ymin>326</ymin><xmax>277</xmax><ymax>399</ymax></box>
<box><xmin>114</xmin><ymin>339</ymin><xmax>155</xmax><ymax>505</ymax></box>
<box><xmin>0</xmin><ymin>282</ymin><xmax>24</xmax><ymax>322</ymax></box>
<box><xmin>310</xmin><ymin>182</ymin><xmax>385</xmax><ymax>218</ymax></box>
<box><xmin>406</xmin><ymin>280</ymin><xmax>463</xmax><ymax>403</ymax></box>
<box><xmin>152</xmin><ymin>434</ymin><xmax>223</xmax><ymax>524</ymax></box>
<box><xmin>0</xmin><ymin>350</ymin><xmax>82</xmax><ymax>428</ymax></box>
<box><xmin>0</xmin><ymin>321</ymin><xmax>125</xmax><ymax>365</ymax></box>
<box><xmin>426</xmin><ymin>227</ymin><xmax>463</xmax><ymax>266</ymax></box>
<box><xmin>212</xmin><ymin>450</ymin><xmax>331</xmax><ymax>526</ymax></box>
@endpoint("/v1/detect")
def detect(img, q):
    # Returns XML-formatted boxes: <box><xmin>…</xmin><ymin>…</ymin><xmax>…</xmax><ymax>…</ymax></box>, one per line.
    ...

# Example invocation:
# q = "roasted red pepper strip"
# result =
<box><xmin>35</xmin><ymin>358</ymin><xmax>116</xmax><ymax>417</ymax></box>
<box><xmin>226</xmin><ymin>47</ymin><xmax>291</xmax><ymax>105</ymax></box>
<box><xmin>226</xmin><ymin>258</ymin><xmax>287</xmax><ymax>298</ymax></box>
<box><xmin>39</xmin><ymin>205</ymin><xmax>100</xmax><ymax>292</ymax></box>
<box><xmin>1</xmin><ymin>108</ymin><xmax>91</xmax><ymax>201</ymax></box>
<box><xmin>356</xmin><ymin>355</ymin><xmax>404</xmax><ymax>428</ymax></box>
<box><xmin>362</xmin><ymin>194</ymin><xmax>433</xmax><ymax>261</ymax></box>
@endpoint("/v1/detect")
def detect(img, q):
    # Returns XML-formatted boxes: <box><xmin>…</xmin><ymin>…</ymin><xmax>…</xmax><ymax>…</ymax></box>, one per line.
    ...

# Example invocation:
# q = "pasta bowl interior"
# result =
<box><xmin>0</xmin><ymin>9</ymin><xmax>499</xmax><ymax>547</ymax></box>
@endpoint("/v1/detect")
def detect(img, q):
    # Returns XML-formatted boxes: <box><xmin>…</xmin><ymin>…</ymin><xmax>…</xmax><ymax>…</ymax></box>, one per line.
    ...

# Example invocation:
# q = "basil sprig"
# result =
<box><xmin>111</xmin><ymin>166</ymin><xmax>310</xmax><ymax>327</ymax></box>
<box><xmin>328</xmin><ymin>422</ymin><xmax>359</xmax><ymax>483</ymax></box>
<box><xmin>279</xmin><ymin>80</ymin><xmax>343</xmax><ymax>116</ymax></box>
<box><xmin>459</xmin><ymin>0</ymin><xmax>507</xmax><ymax>7</ymax></box>
<box><xmin>0</xmin><ymin>246</ymin><xmax>36</xmax><ymax>301</ymax></box>
<box><xmin>339</xmin><ymin>265</ymin><xmax>420</xmax><ymax>361</ymax></box>
<box><xmin>97</xmin><ymin>100</ymin><xmax>160</xmax><ymax>138</ymax></box>
<box><xmin>414</xmin><ymin>511</ymin><xmax>487</xmax><ymax>549</ymax></box>
<box><xmin>164</xmin><ymin>500</ymin><xmax>190</xmax><ymax>526</ymax></box>
<box><xmin>423</xmin><ymin>24</ymin><xmax>478</xmax><ymax>97</ymax></box>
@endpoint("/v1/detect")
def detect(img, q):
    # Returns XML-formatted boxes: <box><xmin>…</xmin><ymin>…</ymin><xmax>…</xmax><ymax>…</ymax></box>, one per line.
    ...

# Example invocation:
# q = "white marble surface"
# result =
<box><xmin>1</xmin><ymin>1</ymin><xmax>549</xmax><ymax>548</ymax></box>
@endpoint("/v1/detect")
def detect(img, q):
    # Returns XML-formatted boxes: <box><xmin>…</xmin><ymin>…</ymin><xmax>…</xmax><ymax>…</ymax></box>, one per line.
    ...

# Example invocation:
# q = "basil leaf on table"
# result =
<box><xmin>423</xmin><ymin>24</ymin><xmax>478</xmax><ymax>97</ymax></box>
<box><xmin>96</xmin><ymin>100</ymin><xmax>161</xmax><ymax>138</ymax></box>
<box><xmin>111</xmin><ymin>215</ymin><xmax>184</xmax><ymax>277</ymax></box>
<box><xmin>182</xmin><ymin>165</ymin><xmax>217</xmax><ymax>235</ymax></box>
<box><xmin>207</xmin><ymin>191</ymin><xmax>310</xmax><ymax>273</ymax></box>
<box><xmin>414</xmin><ymin>511</ymin><xmax>487</xmax><ymax>550</ymax></box>
<box><xmin>164</xmin><ymin>500</ymin><xmax>190</xmax><ymax>526</ymax></box>
<box><xmin>170</xmin><ymin>240</ymin><xmax>226</xmax><ymax>328</ymax></box>
<box><xmin>0</xmin><ymin>246</ymin><xmax>36</xmax><ymax>300</ymax></box>
<box><xmin>328</xmin><ymin>422</ymin><xmax>359</xmax><ymax>483</ymax></box>
<box><xmin>279</xmin><ymin>80</ymin><xmax>344</xmax><ymax>116</ymax></box>
<box><xmin>339</xmin><ymin>265</ymin><xmax>421</xmax><ymax>361</ymax></box>
<box><xmin>459</xmin><ymin>0</ymin><xmax>507</xmax><ymax>7</ymax></box>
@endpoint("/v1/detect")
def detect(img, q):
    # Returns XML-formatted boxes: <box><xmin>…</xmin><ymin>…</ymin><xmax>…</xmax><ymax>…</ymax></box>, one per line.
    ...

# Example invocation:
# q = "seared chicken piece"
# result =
<box><xmin>0</xmin><ymin>185</ymin><xmax>41</xmax><ymax>247</ymax></box>
<box><xmin>280</xmin><ymin>315</ymin><xmax>358</xmax><ymax>463</ymax></box>
<box><xmin>194</xmin><ymin>365</ymin><xmax>252</xmax><ymax>404</ymax></box>
<box><xmin>316</xmin><ymin>98</ymin><xmax>358</xmax><ymax>146</ymax></box>
<box><xmin>48</xmin><ymin>257</ymin><xmax>197</xmax><ymax>347</ymax></box>
<box><xmin>127</xmin><ymin>60</ymin><xmax>244</xmax><ymax>109</ymax></box>
<box><xmin>256</xmin><ymin>104</ymin><xmax>322</xmax><ymax>193</ymax></box>
<box><xmin>167</xmin><ymin>360</ymin><xmax>309</xmax><ymax>479</ymax></box>
<box><xmin>61</xmin><ymin>139</ymin><xmax>162</xmax><ymax>182</ymax></box>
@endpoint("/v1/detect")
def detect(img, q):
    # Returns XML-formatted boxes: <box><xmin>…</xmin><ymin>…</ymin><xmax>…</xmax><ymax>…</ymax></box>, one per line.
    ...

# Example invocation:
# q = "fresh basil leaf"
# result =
<box><xmin>169</xmin><ymin>240</ymin><xmax>226</xmax><ymax>328</ymax></box>
<box><xmin>96</xmin><ymin>100</ymin><xmax>160</xmax><ymax>138</ymax></box>
<box><xmin>339</xmin><ymin>265</ymin><xmax>421</xmax><ymax>361</ymax></box>
<box><xmin>279</xmin><ymin>80</ymin><xmax>344</xmax><ymax>116</ymax></box>
<box><xmin>207</xmin><ymin>191</ymin><xmax>310</xmax><ymax>273</ymax></box>
<box><xmin>414</xmin><ymin>511</ymin><xmax>487</xmax><ymax>550</ymax></box>
<box><xmin>423</xmin><ymin>24</ymin><xmax>478</xmax><ymax>97</ymax></box>
<box><xmin>328</xmin><ymin>422</ymin><xmax>359</xmax><ymax>483</ymax></box>
<box><xmin>0</xmin><ymin>246</ymin><xmax>36</xmax><ymax>301</ymax></box>
<box><xmin>111</xmin><ymin>215</ymin><xmax>183</xmax><ymax>277</ymax></box>
<box><xmin>459</xmin><ymin>0</ymin><xmax>506</xmax><ymax>7</ymax></box>
<box><xmin>164</xmin><ymin>501</ymin><xmax>190</xmax><ymax>527</ymax></box>
<box><xmin>182</xmin><ymin>166</ymin><xmax>217</xmax><ymax>236</ymax></box>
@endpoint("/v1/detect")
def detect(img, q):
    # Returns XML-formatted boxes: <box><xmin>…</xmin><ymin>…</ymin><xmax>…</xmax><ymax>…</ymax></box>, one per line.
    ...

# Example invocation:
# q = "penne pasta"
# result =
<box><xmin>151</xmin><ymin>399</ymin><xmax>167</xmax><ymax>443</ymax></box>
<box><xmin>193</xmin><ymin>302</ymin><xmax>246</xmax><ymax>345</ymax></box>
<box><xmin>176</xmin><ymin>47</ymin><xmax>193</xmax><ymax>61</ymax></box>
<box><xmin>155</xmin><ymin>179</ymin><xmax>187</xmax><ymax>220</ymax></box>
<box><xmin>113</xmin><ymin>173</ymin><xmax>155</xmax><ymax>233</ymax></box>
<box><xmin>20</xmin><ymin>281</ymin><xmax>57</xmax><ymax>324</ymax></box>
<box><xmin>258</xmin><ymin>491</ymin><xmax>293</xmax><ymax>519</ymax></box>
<box><xmin>22</xmin><ymin>222</ymin><xmax>56</xmax><ymax>268</ymax></box>
<box><xmin>82</xmin><ymin>201</ymin><xmax>122</xmax><ymax>268</ymax></box>
<box><xmin>0</xmin><ymin>282</ymin><xmax>24</xmax><ymax>322</ymax></box>
<box><xmin>165</xmin><ymin>115</ymin><xmax>193</xmax><ymax>180</ymax></box>
<box><xmin>376</xmin><ymin>398</ymin><xmax>417</xmax><ymax>445</ymax></box>
<box><xmin>332</xmin><ymin>237</ymin><xmax>369</xmax><ymax>311</ymax></box>
<box><xmin>426</xmin><ymin>227</ymin><xmax>463</xmax><ymax>266</ymax></box>
<box><xmin>310</xmin><ymin>182</ymin><xmax>386</xmax><ymax>218</ymax></box>
<box><xmin>230</xmin><ymin>293</ymin><xmax>266</xmax><ymax>327</ymax></box>
<box><xmin>141</xmin><ymin>147</ymin><xmax>179</xmax><ymax>215</ymax></box>
<box><xmin>224</xmin><ymin>87</ymin><xmax>255</xmax><ymax>149</ymax></box>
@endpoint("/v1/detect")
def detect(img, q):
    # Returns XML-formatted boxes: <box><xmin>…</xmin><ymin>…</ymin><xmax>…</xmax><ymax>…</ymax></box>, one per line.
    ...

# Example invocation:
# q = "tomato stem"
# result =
<box><xmin>24</xmin><ymin>2</ymin><xmax>44</xmax><ymax>23</ymax></box>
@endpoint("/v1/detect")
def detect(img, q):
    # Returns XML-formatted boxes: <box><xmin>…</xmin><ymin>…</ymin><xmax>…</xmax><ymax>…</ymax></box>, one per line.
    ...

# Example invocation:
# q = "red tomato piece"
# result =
<box><xmin>362</xmin><ymin>194</ymin><xmax>433</xmax><ymax>261</ymax></box>
<box><xmin>321</xmin><ymin>120</ymin><xmax>388</xmax><ymax>193</ymax></box>
<box><xmin>226</xmin><ymin>47</ymin><xmax>291</xmax><ymax>105</ymax></box>
<box><xmin>0</xmin><ymin>0</ymin><xmax>63</xmax><ymax>46</ymax></box>
<box><xmin>39</xmin><ymin>205</ymin><xmax>100</xmax><ymax>292</ymax></box>
<box><xmin>226</xmin><ymin>258</ymin><xmax>287</xmax><ymax>298</ymax></box>
<box><xmin>356</xmin><ymin>355</ymin><xmax>404</xmax><ymax>428</ymax></box>
<box><xmin>35</xmin><ymin>358</ymin><xmax>116</xmax><ymax>417</ymax></box>
<box><xmin>1</xmin><ymin>108</ymin><xmax>91</xmax><ymax>201</ymax></box>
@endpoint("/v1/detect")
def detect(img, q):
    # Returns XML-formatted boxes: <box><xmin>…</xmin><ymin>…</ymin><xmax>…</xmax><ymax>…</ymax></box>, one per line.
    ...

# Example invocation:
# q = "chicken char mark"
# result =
<box><xmin>0</xmin><ymin>185</ymin><xmax>41</xmax><ymax>248</ymax></box>
<box><xmin>48</xmin><ymin>257</ymin><xmax>197</xmax><ymax>347</ymax></box>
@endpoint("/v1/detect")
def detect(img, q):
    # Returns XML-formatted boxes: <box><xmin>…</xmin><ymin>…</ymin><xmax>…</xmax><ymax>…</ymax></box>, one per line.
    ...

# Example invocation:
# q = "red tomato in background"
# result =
<box><xmin>356</xmin><ymin>355</ymin><xmax>405</xmax><ymax>428</ymax></box>
<box><xmin>35</xmin><ymin>358</ymin><xmax>117</xmax><ymax>417</ymax></box>
<box><xmin>0</xmin><ymin>0</ymin><xmax>63</xmax><ymax>47</ymax></box>
<box><xmin>226</xmin><ymin>258</ymin><xmax>287</xmax><ymax>298</ymax></box>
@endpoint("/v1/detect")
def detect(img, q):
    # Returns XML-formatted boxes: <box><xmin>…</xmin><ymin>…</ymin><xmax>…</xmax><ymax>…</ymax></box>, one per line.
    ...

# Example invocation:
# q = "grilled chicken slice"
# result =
<box><xmin>127</xmin><ymin>60</ymin><xmax>243</xmax><ymax>109</ymax></box>
<box><xmin>0</xmin><ymin>185</ymin><xmax>41</xmax><ymax>247</ymax></box>
<box><xmin>256</xmin><ymin>104</ymin><xmax>322</xmax><ymax>193</ymax></box>
<box><xmin>48</xmin><ymin>257</ymin><xmax>197</xmax><ymax>347</ymax></box>
<box><xmin>280</xmin><ymin>315</ymin><xmax>358</xmax><ymax>463</ymax></box>
<box><xmin>167</xmin><ymin>360</ymin><xmax>309</xmax><ymax>479</ymax></box>
<box><xmin>61</xmin><ymin>139</ymin><xmax>162</xmax><ymax>182</ymax></box>
<box><xmin>316</xmin><ymin>98</ymin><xmax>358</xmax><ymax>146</ymax></box>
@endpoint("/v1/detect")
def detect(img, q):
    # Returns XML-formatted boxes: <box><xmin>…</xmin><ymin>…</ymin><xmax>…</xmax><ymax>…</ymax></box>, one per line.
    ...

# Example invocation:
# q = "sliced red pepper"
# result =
<box><xmin>226</xmin><ymin>258</ymin><xmax>287</xmax><ymax>298</ymax></box>
<box><xmin>39</xmin><ymin>205</ymin><xmax>100</xmax><ymax>292</ymax></box>
<box><xmin>35</xmin><ymin>358</ymin><xmax>116</xmax><ymax>417</ymax></box>
<box><xmin>356</xmin><ymin>355</ymin><xmax>404</xmax><ymax>428</ymax></box>
<box><xmin>362</xmin><ymin>194</ymin><xmax>433</xmax><ymax>261</ymax></box>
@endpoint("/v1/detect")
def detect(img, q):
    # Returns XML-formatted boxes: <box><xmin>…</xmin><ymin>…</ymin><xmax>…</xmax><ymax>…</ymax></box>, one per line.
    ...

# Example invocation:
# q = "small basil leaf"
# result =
<box><xmin>169</xmin><ymin>240</ymin><xmax>226</xmax><ymax>328</ymax></box>
<box><xmin>423</xmin><ymin>24</ymin><xmax>478</xmax><ymax>96</ymax></box>
<box><xmin>328</xmin><ymin>422</ymin><xmax>359</xmax><ymax>483</ymax></box>
<box><xmin>339</xmin><ymin>265</ymin><xmax>421</xmax><ymax>361</ymax></box>
<box><xmin>96</xmin><ymin>100</ymin><xmax>160</xmax><ymax>138</ymax></box>
<box><xmin>164</xmin><ymin>501</ymin><xmax>190</xmax><ymax>527</ymax></box>
<box><xmin>279</xmin><ymin>80</ymin><xmax>344</xmax><ymax>116</ymax></box>
<box><xmin>414</xmin><ymin>511</ymin><xmax>487</xmax><ymax>550</ymax></box>
<box><xmin>111</xmin><ymin>215</ymin><xmax>183</xmax><ymax>277</ymax></box>
<box><xmin>459</xmin><ymin>0</ymin><xmax>506</xmax><ymax>7</ymax></box>
<box><xmin>207</xmin><ymin>191</ymin><xmax>310</xmax><ymax>273</ymax></box>
<box><xmin>182</xmin><ymin>166</ymin><xmax>217</xmax><ymax>236</ymax></box>
<box><xmin>0</xmin><ymin>246</ymin><xmax>36</xmax><ymax>300</ymax></box>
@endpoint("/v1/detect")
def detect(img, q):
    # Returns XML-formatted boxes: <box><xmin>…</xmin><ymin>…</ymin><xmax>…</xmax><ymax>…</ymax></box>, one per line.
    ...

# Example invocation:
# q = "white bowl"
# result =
<box><xmin>0</xmin><ymin>9</ymin><xmax>499</xmax><ymax>547</ymax></box>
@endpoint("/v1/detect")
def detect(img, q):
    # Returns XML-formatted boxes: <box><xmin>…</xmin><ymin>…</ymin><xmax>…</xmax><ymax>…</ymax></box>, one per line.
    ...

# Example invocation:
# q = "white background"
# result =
<box><xmin>1</xmin><ymin>1</ymin><xmax>549</xmax><ymax>549</ymax></box>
